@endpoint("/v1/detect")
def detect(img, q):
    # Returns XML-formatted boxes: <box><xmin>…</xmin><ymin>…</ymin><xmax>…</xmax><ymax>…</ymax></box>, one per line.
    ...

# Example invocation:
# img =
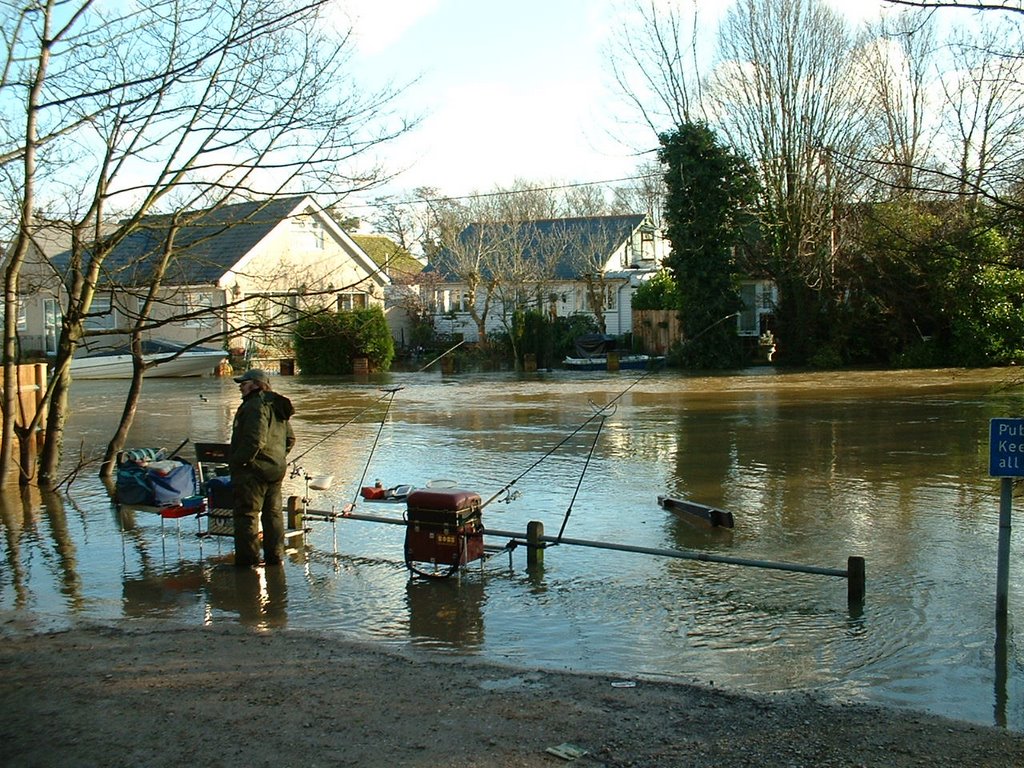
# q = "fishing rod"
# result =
<box><xmin>479</xmin><ymin>364</ymin><xmax>650</xmax><ymax>510</ymax></box>
<box><xmin>289</xmin><ymin>385</ymin><xmax>404</xmax><ymax>468</ymax></box>
<box><xmin>554</xmin><ymin>403</ymin><xmax>612</xmax><ymax>543</ymax></box>
<box><xmin>480</xmin><ymin>311</ymin><xmax>742</xmax><ymax>514</ymax></box>
<box><xmin>288</xmin><ymin>340</ymin><xmax>464</xmax><ymax>472</ymax></box>
<box><xmin>348</xmin><ymin>385</ymin><xmax>402</xmax><ymax>509</ymax></box>
<box><xmin>289</xmin><ymin>343</ymin><xmax>463</xmax><ymax>497</ymax></box>
<box><xmin>415</xmin><ymin>339</ymin><xmax>465</xmax><ymax>372</ymax></box>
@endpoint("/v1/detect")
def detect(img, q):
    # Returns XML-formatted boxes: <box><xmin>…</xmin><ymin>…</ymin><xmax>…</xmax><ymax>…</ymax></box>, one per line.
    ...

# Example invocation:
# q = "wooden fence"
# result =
<box><xmin>9</xmin><ymin>363</ymin><xmax>47</xmax><ymax>450</ymax></box>
<box><xmin>631</xmin><ymin>310</ymin><xmax>682</xmax><ymax>355</ymax></box>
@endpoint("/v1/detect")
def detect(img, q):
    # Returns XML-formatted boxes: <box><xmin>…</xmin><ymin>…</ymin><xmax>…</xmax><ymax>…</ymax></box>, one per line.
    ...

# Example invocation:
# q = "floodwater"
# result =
<box><xmin>2</xmin><ymin>366</ymin><xmax>1024</xmax><ymax>729</ymax></box>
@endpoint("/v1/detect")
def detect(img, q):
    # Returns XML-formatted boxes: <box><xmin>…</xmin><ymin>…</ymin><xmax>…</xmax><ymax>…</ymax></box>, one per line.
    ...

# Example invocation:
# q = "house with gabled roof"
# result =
<box><xmin>18</xmin><ymin>195</ymin><xmax>388</xmax><ymax>365</ymax></box>
<box><xmin>424</xmin><ymin>213</ymin><xmax>667</xmax><ymax>343</ymax></box>
<box><xmin>351</xmin><ymin>233</ymin><xmax>425</xmax><ymax>348</ymax></box>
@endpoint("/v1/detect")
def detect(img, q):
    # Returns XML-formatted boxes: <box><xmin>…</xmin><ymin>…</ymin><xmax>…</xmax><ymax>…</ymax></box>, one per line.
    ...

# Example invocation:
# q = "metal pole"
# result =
<box><xmin>300</xmin><ymin>509</ymin><xmax>860</xmax><ymax>588</ymax></box>
<box><xmin>847</xmin><ymin>556</ymin><xmax>865</xmax><ymax>605</ymax></box>
<box><xmin>484</xmin><ymin>526</ymin><xmax>851</xmax><ymax>579</ymax></box>
<box><xmin>996</xmin><ymin>476</ymin><xmax>1013</xmax><ymax>617</ymax></box>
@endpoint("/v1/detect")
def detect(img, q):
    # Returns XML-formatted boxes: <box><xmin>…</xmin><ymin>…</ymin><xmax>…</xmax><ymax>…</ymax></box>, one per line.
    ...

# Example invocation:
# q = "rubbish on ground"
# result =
<box><xmin>545</xmin><ymin>743</ymin><xmax>588</xmax><ymax>761</ymax></box>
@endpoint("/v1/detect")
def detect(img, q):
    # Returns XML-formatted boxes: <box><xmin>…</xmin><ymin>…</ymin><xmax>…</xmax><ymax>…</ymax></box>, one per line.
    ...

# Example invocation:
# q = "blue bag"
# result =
<box><xmin>115</xmin><ymin>450</ymin><xmax>195</xmax><ymax>507</ymax></box>
<box><xmin>116</xmin><ymin>463</ymin><xmax>155</xmax><ymax>505</ymax></box>
<box><xmin>148</xmin><ymin>461</ymin><xmax>196</xmax><ymax>506</ymax></box>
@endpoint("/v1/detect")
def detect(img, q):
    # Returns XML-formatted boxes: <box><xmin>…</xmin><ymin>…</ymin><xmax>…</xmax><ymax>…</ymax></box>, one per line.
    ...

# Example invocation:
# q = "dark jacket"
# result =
<box><xmin>229</xmin><ymin>390</ymin><xmax>296</xmax><ymax>482</ymax></box>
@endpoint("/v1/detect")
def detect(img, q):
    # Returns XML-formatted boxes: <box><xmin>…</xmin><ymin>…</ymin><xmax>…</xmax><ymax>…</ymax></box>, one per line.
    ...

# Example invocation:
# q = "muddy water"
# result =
<box><xmin>2</xmin><ymin>367</ymin><xmax>1023</xmax><ymax>729</ymax></box>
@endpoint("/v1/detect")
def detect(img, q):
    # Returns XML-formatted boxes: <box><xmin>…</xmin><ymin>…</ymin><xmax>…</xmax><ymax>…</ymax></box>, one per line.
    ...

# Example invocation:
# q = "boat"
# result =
<box><xmin>563</xmin><ymin>354</ymin><xmax>665</xmax><ymax>371</ymax></box>
<box><xmin>70</xmin><ymin>340</ymin><xmax>227</xmax><ymax>379</ymax></box>
<box><xmin>563</xmin><ymin>331</ymin><xmax>665</xmax><ymax>371</ymax></box>
<box><xmin>657</xmin><ymin>495</ymin><xmax>735</xmax><ymax>528</ymax></box>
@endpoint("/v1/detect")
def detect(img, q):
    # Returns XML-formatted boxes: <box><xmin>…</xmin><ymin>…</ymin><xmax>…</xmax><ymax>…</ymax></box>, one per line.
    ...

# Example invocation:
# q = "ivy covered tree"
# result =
<box><xmin>658</xmin><ymin>123</ymin><xmax>758</xmax><ymax>368</ymax></box>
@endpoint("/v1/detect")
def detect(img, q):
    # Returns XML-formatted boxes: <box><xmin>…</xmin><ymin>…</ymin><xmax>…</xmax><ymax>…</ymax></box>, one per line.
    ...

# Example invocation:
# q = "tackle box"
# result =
<box><xmin>404</xmin><ymin>488</ymin><xmax>484</xmax><ymax>567</ymax></box>
<box><xmin>405</xmin><ymin>488</ymin><xmax>481</xmax><ymax>527</ymax></box>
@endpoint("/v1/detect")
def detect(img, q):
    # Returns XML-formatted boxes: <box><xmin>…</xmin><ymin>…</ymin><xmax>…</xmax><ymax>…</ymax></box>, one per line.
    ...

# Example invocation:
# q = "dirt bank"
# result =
<box><xmin>1</xmin><ymin>620</ymin><xmax>1022</xmax><ymax>767</ymax></box>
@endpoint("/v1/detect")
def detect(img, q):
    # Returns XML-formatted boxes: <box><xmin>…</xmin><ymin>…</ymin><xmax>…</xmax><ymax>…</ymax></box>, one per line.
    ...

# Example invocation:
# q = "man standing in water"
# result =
<box><xmin>229</xmin><ymin>369</ymin><xmax>295</xmax><ymax>567</ymax></box>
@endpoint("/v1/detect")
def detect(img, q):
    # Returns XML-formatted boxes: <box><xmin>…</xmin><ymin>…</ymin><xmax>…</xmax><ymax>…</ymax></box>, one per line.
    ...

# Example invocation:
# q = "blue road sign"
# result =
<box><xmin>990</xmin><ymin>418</ymin><xmax>1024</xmax><ymax>477</ymax></box>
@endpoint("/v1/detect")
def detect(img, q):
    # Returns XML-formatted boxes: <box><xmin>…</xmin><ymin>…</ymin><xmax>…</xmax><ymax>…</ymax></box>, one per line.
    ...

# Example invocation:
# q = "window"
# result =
<box><xmin>182</xmin><ymin>292</ymin><xmax>216</xmax><ymax>328</ymax></box>
<box><xmin>84</xmin><ymin>294</ymin><xmax>116</xmax><ymax>331</ymax></box>
<box><xmin>16</xmin><ymin>296</ymin><xmax>26</xmax><ymax>331</ymax></box>
<box><xmin>738</xmin><ymin>284</ymin><xmax>758</xmax><ymax>336</ymax></box>
<box><xmin>639</xmin><ymin>229</ymin><xmax>655</xmax><ymax>261</ymax></box>
<box><xmin>248</xmin><ymin>292</ymin><xmax>298</xmax><ymax>348</ymax></box>
<box><xmin>586</xmin><ymin>285</ymin><xmax>616</xmax><ymax>311</ymax></box>
<box><xmin>44</xmin><ymin>299</ymin><xmax>60</xmax><ymax>355</ymax></box>
<box><xmin>337</xmin><ymin>292</ymin><xmax>368</xmax><ymax>312</ymax></box>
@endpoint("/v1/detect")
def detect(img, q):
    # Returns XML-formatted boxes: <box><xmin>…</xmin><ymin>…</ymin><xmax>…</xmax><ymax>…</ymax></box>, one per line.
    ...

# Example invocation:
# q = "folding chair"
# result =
<box><xmin>193</xmin><ymin>442</ymin><xmax>233</xmax><ymax>538</ymax></box>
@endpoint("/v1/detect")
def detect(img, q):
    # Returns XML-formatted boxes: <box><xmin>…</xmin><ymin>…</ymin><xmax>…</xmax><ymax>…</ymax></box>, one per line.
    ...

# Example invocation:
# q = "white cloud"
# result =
<box><xmin>328</xmin><ymin>0</ymin><xmax>439</xmax><ymax>55</ymax></box>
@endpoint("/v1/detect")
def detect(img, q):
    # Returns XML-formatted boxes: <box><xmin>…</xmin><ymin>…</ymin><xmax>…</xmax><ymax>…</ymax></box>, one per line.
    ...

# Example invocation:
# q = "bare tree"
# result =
<box><xmin>427</xmin><ymin>196</ymin><xmax>511</xmax><ymax>345</ymax></box>
<box><xmin>882</xmin><ymin>1</ymin><xmax>1024</xmax><ymax>14</ymax></box>
<box><xmin>606</xmin><ymin>0</ymin><xmax>709</xmax><ymax>135</ymax></box>
<box><xmin>709</xmin><ymin>0</ymin><xmax>869</xmax><ymax>289</ymax></box>
<box><xmin>611</xmin><ymin>161</ymin><xmax>666</xmax><ymax>226</ymax></box>
<box><xmin>1</xmin><ymin>0</ymin><xmax>412</xmax><ymax>488</ymax></box>
<box><xmin>860</xmin><ymin>11</ymin><xmax>941</xmax><ymax>195</ymax></box>
<box><xmin>938</xmin><ymin>21</ymin><xmax>1024</xmax><ymax>208</ymax></box>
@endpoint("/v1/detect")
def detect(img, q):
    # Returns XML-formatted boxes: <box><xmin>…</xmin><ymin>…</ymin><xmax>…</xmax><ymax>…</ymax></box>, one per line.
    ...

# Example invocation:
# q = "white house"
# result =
<box><xmin>18</xmin><ymin>195</ymin><xmax>388</xmax><ymax>363</ymax></box>
<box><xmin>424</xmin><ymin>214</ymin><xmax>668</xmax><ymax>343</ymax></box>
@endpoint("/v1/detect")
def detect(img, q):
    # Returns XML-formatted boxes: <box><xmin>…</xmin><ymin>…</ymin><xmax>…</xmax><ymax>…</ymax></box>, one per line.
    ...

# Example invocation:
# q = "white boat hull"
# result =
<box><xmin>71</xmin><ymin>350</ymin><xmax>227</xmax><ymax>379</ymax></box>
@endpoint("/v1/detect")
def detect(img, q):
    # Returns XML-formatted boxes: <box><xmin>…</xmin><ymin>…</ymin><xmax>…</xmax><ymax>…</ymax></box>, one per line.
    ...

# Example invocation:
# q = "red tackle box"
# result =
<box><xmin>405</xmin><ymin>488</ymin><xmax>483</xmax><ymax>567</ymax></box>
<box><xmin>405</xmin><ymin>488</ymin><xmax>481</xmax><ymax>526</ymax></box>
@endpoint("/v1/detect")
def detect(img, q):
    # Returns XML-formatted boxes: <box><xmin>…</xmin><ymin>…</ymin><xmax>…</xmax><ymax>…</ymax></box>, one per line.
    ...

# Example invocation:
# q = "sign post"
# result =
<box><xmin>989</xmin><ymin>418</ymin><xmax>1024</xmax><ymax>616</ymax></box>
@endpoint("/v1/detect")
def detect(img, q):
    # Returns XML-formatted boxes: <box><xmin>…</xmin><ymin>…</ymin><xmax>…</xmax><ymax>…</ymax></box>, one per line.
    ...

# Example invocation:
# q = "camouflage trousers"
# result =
<box><xmin>232</xmin><ymin>470</ymin><xmax>285</xmax><ymax>567</ymax></box>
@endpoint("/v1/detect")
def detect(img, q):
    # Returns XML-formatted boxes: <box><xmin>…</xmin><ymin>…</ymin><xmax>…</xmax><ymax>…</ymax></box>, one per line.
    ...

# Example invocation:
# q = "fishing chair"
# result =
<box><xmin>193</xmin><ymin>442</ymin><xmax>234</xmax><ymax>538</ymax></box>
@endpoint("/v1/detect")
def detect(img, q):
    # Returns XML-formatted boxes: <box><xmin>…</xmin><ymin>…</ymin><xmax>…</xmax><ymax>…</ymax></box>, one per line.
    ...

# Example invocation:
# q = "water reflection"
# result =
<box><xmin>406</xmin><ymin>578</ymin><xmax>485</xmax><ymax>648</ymax></box>
<box><xmin>1</xmin><ymin>368</ymin><xmax>1023</xmax><ymax>729</ymax></box>
<box><xmin>121</xmin><ymin>560</ymin><xmax>288</xmax><ymax>630</ymax></box>
<box><xmin>0</xmin><ymin>486</ymin><xmax>33</xmax><ymax>608</ymax></box>
<box><xmin>206</xmin><ymin>565</ymin><xmax>288</xmax><ymax>629</ymax></box>
<box><xmin>40</xmin><ymin>489</ymin><xmax>83</xmax><ymax>612</ymax></box>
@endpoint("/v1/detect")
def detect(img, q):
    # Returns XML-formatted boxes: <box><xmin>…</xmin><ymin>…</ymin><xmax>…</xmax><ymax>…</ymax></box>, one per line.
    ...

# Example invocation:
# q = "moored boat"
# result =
<box><xmin>563</xmin><ymin>354</ymin><xmax>665</xmax><ymax>371</ymax></box>
<box><xmin>70</xmin><ymin>340</ymin><xmax>227</xmax><ymax>379</ymax></box>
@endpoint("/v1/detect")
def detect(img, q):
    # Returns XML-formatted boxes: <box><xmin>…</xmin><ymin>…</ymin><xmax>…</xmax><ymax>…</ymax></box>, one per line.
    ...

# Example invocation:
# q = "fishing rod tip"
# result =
<box><xmin>380</xmin><ymin>385</ymin><xmax>404</xmax><ymax>393</ymax></box>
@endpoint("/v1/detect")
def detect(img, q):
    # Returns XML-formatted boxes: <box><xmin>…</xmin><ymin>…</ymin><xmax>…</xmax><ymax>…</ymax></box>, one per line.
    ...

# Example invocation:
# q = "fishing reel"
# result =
<box><xmin>495</xmin><ymin>489</ymin><xmax>522</xmax><ymax>504</ymax></box>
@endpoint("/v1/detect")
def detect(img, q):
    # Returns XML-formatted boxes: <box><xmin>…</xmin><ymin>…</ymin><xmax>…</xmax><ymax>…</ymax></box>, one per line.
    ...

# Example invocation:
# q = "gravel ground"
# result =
<box><xmin>2</xmin><ymin>620</ymin><xmax>1023</xmax><ymax>767</ymax></box>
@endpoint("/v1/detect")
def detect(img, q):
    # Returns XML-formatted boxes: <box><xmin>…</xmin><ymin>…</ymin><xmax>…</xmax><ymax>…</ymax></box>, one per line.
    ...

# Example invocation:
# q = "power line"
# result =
<box><xmin>343</xmin><ymin>168</ymin><xmax>664</xmax><ymax>212</ymax></box>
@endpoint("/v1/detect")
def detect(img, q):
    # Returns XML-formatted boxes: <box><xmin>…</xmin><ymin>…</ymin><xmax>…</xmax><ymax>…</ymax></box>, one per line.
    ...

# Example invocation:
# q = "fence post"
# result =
<box><xmin>527</xmin><ymin>520</ymin><xmax>544</xmax><ymax>568</ymax></box>
<box><xmin>847</xmin><ymin>556</ymin><xmax>865</xmax><ymax>604</ymax></box>
<box><xmin>287</xmin><ymin>496</ymin><xmax>303</xmax><ymax>531</ymax></box>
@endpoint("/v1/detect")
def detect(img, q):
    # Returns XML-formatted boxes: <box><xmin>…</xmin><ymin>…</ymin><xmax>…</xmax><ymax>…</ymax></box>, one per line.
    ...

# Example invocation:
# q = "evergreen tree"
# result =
<box><xmin>658</xmin><ymin>123</ymin><xmax>758</xmax><ymax>368</ymax></box>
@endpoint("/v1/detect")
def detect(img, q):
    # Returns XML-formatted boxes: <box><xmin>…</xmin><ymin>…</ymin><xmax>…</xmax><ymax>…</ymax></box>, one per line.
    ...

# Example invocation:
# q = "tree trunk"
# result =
<box><xmin>38</xmin><ymin>337</ymin><xmax>78</xmax><ymax>490</ymax></box>
<box><xmin>99</xmin><ymin>351</ymin><xmax>146</xmax><ymax>480</ymax></box>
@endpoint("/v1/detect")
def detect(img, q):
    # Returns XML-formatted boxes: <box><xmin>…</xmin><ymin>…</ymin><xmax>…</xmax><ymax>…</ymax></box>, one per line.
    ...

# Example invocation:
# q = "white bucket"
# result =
<box><xmin>308</xmin><ymin>475</ymin><xmax>334</xmax><ymax>491</ymax></box>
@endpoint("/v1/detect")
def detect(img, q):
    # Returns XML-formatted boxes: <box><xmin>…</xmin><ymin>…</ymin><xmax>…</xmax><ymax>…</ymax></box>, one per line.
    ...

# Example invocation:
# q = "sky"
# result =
<box><xmin>336</xmin><ymin>0</ymin><xmax>899</xmax><ymax>207</ymax></box>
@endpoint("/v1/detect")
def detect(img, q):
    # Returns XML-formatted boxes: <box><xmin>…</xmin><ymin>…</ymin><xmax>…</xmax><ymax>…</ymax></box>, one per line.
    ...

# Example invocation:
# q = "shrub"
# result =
<box><xmin>294</xmin><ymin>306</ymin><xmax>395</xmax><ymax>374</ymax></box>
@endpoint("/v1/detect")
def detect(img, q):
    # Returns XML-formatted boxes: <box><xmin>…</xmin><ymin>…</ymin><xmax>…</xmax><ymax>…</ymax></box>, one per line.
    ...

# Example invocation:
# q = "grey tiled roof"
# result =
<box><xmin>53</xmin><ymin>195</ymin><xmax>311</xmax><ymax>287</ymax></box>
<box><xmin>427</xmin><ymin>214</ymin><xmax>647</xmax><ymax>281</ymax></box>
